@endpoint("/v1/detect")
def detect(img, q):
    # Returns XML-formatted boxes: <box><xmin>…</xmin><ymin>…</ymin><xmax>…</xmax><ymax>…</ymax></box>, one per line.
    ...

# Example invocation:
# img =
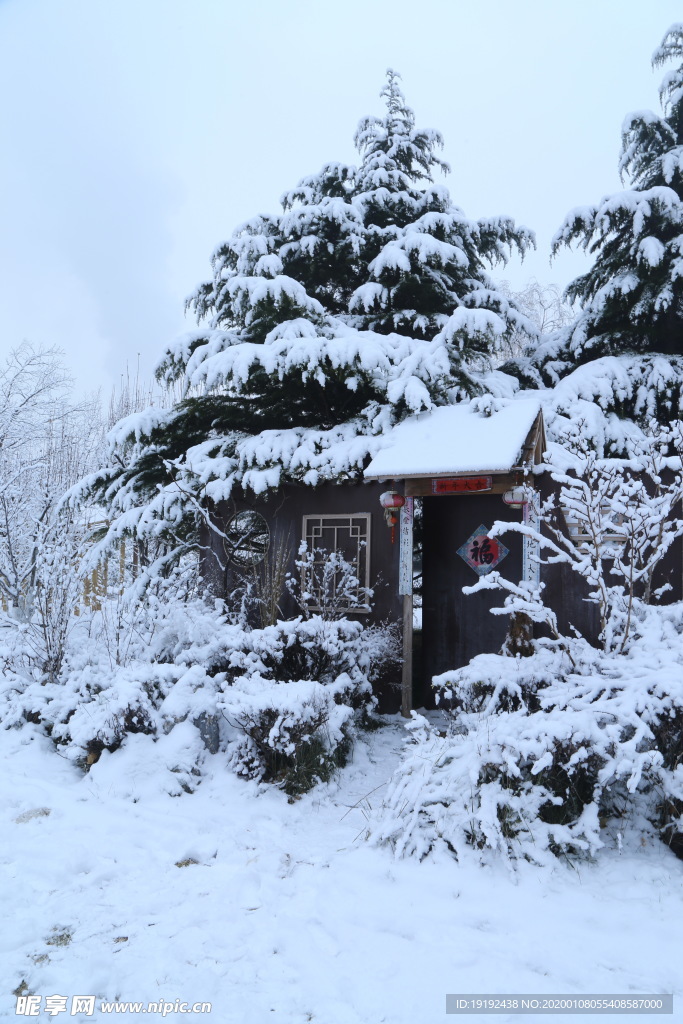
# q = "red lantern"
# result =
<box><xmin>502</xmin><ymin>487</ymin><xmax>527</xmax><ymax>509</ymax></box>
<box><xmin>379</xmin><ymin>491</ymin><xmax>405</xmax><ymax>543</ymax></box>
<box><xmin>379</xmin><ymin>490</ymin><xmax>406</xmax><ymax>510</ymax></box>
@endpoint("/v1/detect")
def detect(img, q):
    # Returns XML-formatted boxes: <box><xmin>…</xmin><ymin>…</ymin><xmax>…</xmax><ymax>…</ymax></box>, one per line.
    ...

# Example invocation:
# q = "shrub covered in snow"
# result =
<box><xmin>217</xmin><ymin>615</ymin><xmax>399</xmax><ymax>795</ymax></box>
<box><xmin>1</xmin><ymin>578</ymin><xmax>399</xmax><ymax>796</ymax></box>
<box><xmin>374</xmin><ymin>608</ymin><xmax>683</xmax><ymax>864</ymax></box>
<box><xmin>223</xmin><ymin>675</ymin><xmax>355</xmax><ymax>796</ymax></box>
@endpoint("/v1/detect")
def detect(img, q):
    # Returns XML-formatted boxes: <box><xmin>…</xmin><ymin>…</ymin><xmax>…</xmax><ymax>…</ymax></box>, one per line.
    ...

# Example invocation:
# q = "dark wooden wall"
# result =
<box><xmin>200</xmin><ymin>480</ymin><xmax>404</xmax><ymax>711</ymax></box>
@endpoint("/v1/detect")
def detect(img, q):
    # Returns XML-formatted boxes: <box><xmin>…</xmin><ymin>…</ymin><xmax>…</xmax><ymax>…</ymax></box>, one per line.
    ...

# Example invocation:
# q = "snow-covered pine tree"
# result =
<box><xmin>515</xmin><ymin>25</ymin><xmax>683</xmax><ymax>444</ymax></box>
<box><xmin>559</xmin><ymin>25</ymin><xmax>683</xmax><ymax>362</ymax></box>
<box><xmin>349</xmin><ymin>72</ymin><xmax>535</xmax><ymax>385</ymax></box>
<box><xmin>79</xmin><ymin>72</ymin><xmax>535</xmax><ymax>576</ymax></box>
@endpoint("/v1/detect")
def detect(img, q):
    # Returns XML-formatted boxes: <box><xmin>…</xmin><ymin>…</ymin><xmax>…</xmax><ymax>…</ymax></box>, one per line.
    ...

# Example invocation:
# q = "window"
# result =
<box><xmin>562</xmin><ymin>506</ymin><xmax>627</xmax><ymax>556</ymax></box>
<box><xmin>226</xmin><ymin>510</ymin><xmax>270</xmax><ymax>566</ymax></box>
<box><xmin>301</xmin><ymin>514</ymin><xmax>371</xmax><ymax>612</ymax></box>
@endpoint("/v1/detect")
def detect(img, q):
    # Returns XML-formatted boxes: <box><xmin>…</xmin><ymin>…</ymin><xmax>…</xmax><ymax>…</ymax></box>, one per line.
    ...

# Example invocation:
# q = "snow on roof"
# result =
<box><xmin>364</xmin><ymin>398</ymin><xmax>542</xmax><ymax>480</ymax></box>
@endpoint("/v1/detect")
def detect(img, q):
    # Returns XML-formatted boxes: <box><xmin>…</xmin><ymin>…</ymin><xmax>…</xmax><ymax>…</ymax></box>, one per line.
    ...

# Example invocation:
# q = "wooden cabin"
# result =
<box><xmin>201</xmin><ymin>396</ymin><xmax>683</xmax><ymax>711</ymax></box>
<box><xmin>363</xmin><ymin>397</ymin><xmax>546</xmax><ymax>711</ymax></box>
<box><xmin>201</xmin><ymin>397</ymin><xmax>558</xmax><ymax>713</ymax></box>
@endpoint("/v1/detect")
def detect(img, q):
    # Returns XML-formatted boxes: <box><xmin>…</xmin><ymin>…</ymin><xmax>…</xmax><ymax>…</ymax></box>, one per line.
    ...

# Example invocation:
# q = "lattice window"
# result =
<box><xmin>301</xmin><ymin>514</ymin><xmax>371</xmax><ymax>613</ymax></box>
<box><xmin>562</xmin><ymin>506</ymin><xmax>627</xmax><ymax>556</ymax></box>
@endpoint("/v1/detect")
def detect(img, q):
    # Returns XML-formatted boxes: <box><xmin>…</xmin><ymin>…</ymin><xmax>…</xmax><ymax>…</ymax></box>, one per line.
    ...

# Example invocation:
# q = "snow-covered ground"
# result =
<box><xmin>2</xmin><ymin>718</ymin><xmax>681</xmax><ymax>1023</ymax></box>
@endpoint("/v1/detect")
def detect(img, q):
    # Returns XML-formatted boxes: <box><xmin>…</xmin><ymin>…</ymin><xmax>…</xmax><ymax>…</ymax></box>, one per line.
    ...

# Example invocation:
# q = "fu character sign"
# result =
<box><xmin>457</xmin><ymin>524</ymin><xmax>509</xmax><ymax>576</ymax></box>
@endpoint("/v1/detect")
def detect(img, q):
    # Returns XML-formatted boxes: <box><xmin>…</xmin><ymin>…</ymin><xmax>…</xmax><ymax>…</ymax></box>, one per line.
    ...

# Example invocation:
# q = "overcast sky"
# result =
<box><xmin>1</xmin><ymin>0</ymin><xmax>682</xmax><ymax>396</ymax></box>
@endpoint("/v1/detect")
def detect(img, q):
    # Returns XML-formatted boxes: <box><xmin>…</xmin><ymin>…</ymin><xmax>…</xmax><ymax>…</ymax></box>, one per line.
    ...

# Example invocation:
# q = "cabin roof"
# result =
<box><xmin>363</xmin><ymin>397</ymin><xmax>544</xmax><ymax>480</ymax></box>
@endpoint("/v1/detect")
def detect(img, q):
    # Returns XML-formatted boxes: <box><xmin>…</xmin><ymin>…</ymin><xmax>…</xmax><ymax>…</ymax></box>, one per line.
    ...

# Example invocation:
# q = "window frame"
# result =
<box><xmin>301</xmin><ymin>512</ymin><xmax>372</xmax><ymax>614</ymax></box>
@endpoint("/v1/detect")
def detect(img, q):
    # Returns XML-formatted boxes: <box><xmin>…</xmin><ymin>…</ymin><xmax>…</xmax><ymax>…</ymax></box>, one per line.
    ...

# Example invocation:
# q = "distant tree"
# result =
<box><xmin>80</xmin><ymin>71</ymin><xmax>536</xmax><ymax>576</ymax></box>
<box><xmin>496</xmin><ymin>279</ymin><xmax>574</xmax><ymax>364</ymax></box>
<box><xmin>0</xmin><ymin>345</ymin><xmax>103</xmax><ymax>677</ymax></box>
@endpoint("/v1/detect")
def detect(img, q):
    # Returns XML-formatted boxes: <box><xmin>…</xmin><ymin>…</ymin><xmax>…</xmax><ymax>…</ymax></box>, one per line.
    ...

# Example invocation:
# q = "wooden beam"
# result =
<box><xmin>405</xmin><ymin>473</ymin><xmax>521</xmax><ymax>497</ymax></box>
<box><xmin>402</xmin><ymin>593</ymin><xmax>413</xmax><ymax>718</ymax></box>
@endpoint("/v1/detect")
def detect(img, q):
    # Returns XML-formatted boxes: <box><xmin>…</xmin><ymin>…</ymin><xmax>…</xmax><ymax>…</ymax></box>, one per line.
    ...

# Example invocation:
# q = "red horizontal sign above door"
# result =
<box><xmin>431</xmin><ymin>476</ymin><xmax>493</xmax><ymax>494</ymax></box>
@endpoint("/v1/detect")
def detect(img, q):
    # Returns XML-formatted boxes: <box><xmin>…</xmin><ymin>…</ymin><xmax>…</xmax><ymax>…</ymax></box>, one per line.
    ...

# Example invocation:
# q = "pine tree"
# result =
<box><xmin>350</xmin><ymin>71</ymin><xmax>533</xmax><ymax>355</ymax></box>
<box><xmin>505</xmin><ymin>24</ymin><xmax>683</xmax><ymax>449</ymax></box>
<box><xmin>166</xmin><ymin>70</ymin><xmax>534</xmax><ymax>424</ymax></box>
<box><xmin>505</xmin><ymin>24</ymin><xmax>683</xmax><ymax>452</ymax></box>
<box><xmin>80</xmin><ymin>72</ymin><xmax>535</xmax><ymax>573</ymax></box>
<box><xmin>555</xmin><ymin>24</ymin><xmax>683</xmax><ymax>363</ymax></box>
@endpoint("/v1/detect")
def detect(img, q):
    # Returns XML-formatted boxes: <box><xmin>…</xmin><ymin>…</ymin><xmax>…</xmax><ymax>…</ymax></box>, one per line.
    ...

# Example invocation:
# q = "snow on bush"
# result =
<box><xmin>375</xmin><ymin>608</ymin><xmax>683</xmax><ymax>865</ymax></box>
<box><xmin>222</xmin><ymin>675</ymin><xmax>355</xmax><ymax>796</ymax></box>
<box><xmin>216</xmin><ymin>615</ymin><xmax>399</xmax><ymax>795</ymax></box>
<box><xmin>0</xmin><ymin>581</ymin><xmax>399</xmax><ymax>796</ymax></box>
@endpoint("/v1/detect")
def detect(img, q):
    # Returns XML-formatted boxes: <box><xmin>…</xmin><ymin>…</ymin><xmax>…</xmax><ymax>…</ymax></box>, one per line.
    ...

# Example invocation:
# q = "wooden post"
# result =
<box><xmin>402</xmin><ymin>593</ymin><xmax>413</xmax><ymax>718</ymax></box>
<box><xmin>399</xmin><ymin>497</ymin><xmax>414</xmax><ymax>718</ymax></box>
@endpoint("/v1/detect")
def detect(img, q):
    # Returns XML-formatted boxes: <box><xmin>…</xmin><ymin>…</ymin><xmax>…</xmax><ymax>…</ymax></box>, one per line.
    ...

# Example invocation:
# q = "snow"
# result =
<box><xmin>536</xmin><ymin>354</ymin><xmax>683</xmax><ymax>457</ymax></box>
<box><xmin>226</xmin><ymin>274</ymin><xmax>327</xmax><ymax>321</ymax></box>
<box><xmin>364</xmin><ymin>397</ymin><xmax>541</xmax><ymax>480</ymax></box>
<box><xmin>368</xmin><ymin>232</ymin><xmax>469</xmax><ymax>276</ymax></box>
<box><xmin>2</xmin><ymin>721</ymin><xmax>681</xmax><ymax>1023</ymax></box>
<box><xmin>639</xmin><ymin>236</ymin><xmax>666</xmax><ymax>266</ymax></box>
<box><xmin>553</xmin><ymin>188</ymin><xmax>683</xmax><ymax>260</ymax></box>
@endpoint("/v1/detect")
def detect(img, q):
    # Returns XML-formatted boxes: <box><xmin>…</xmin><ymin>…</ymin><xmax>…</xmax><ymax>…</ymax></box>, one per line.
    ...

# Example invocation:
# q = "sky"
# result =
<box><xmin>1</xmin><ymin>0</ymin><xmax>682</xmax><ymax>397</ymax></box>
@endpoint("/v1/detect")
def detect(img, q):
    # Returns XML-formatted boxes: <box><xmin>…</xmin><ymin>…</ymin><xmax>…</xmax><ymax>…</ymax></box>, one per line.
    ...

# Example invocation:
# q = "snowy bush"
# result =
<box><xmin>216</xmin><ymin>615</ymin><xmax>399</xmax><ymax>795</ymax></box>
<box><xmin>375</xmin><ymin>611</ymin><xmax>683</xmax><ymax>864</ymax></box>
<box><xmin>1</xmin><ymin>570</ymin><xmax>399</xmax><ymax>796</ymax></box>
<box><xmin>287</xmin><ymin>540</ymin><xmax>373</xmax><ymax>619</ymax></box>
<box><xmin>222</xmin><ymin>675</ymin><xmax>355</xmax><ymax>797</ymax></box>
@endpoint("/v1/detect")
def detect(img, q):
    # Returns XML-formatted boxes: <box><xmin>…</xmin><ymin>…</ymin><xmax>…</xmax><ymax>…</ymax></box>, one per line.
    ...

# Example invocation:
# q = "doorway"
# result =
<box><xmin>414</xmin><ymin>493</ymin><xmax>522</xmax><ymax>709</ymax></box>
